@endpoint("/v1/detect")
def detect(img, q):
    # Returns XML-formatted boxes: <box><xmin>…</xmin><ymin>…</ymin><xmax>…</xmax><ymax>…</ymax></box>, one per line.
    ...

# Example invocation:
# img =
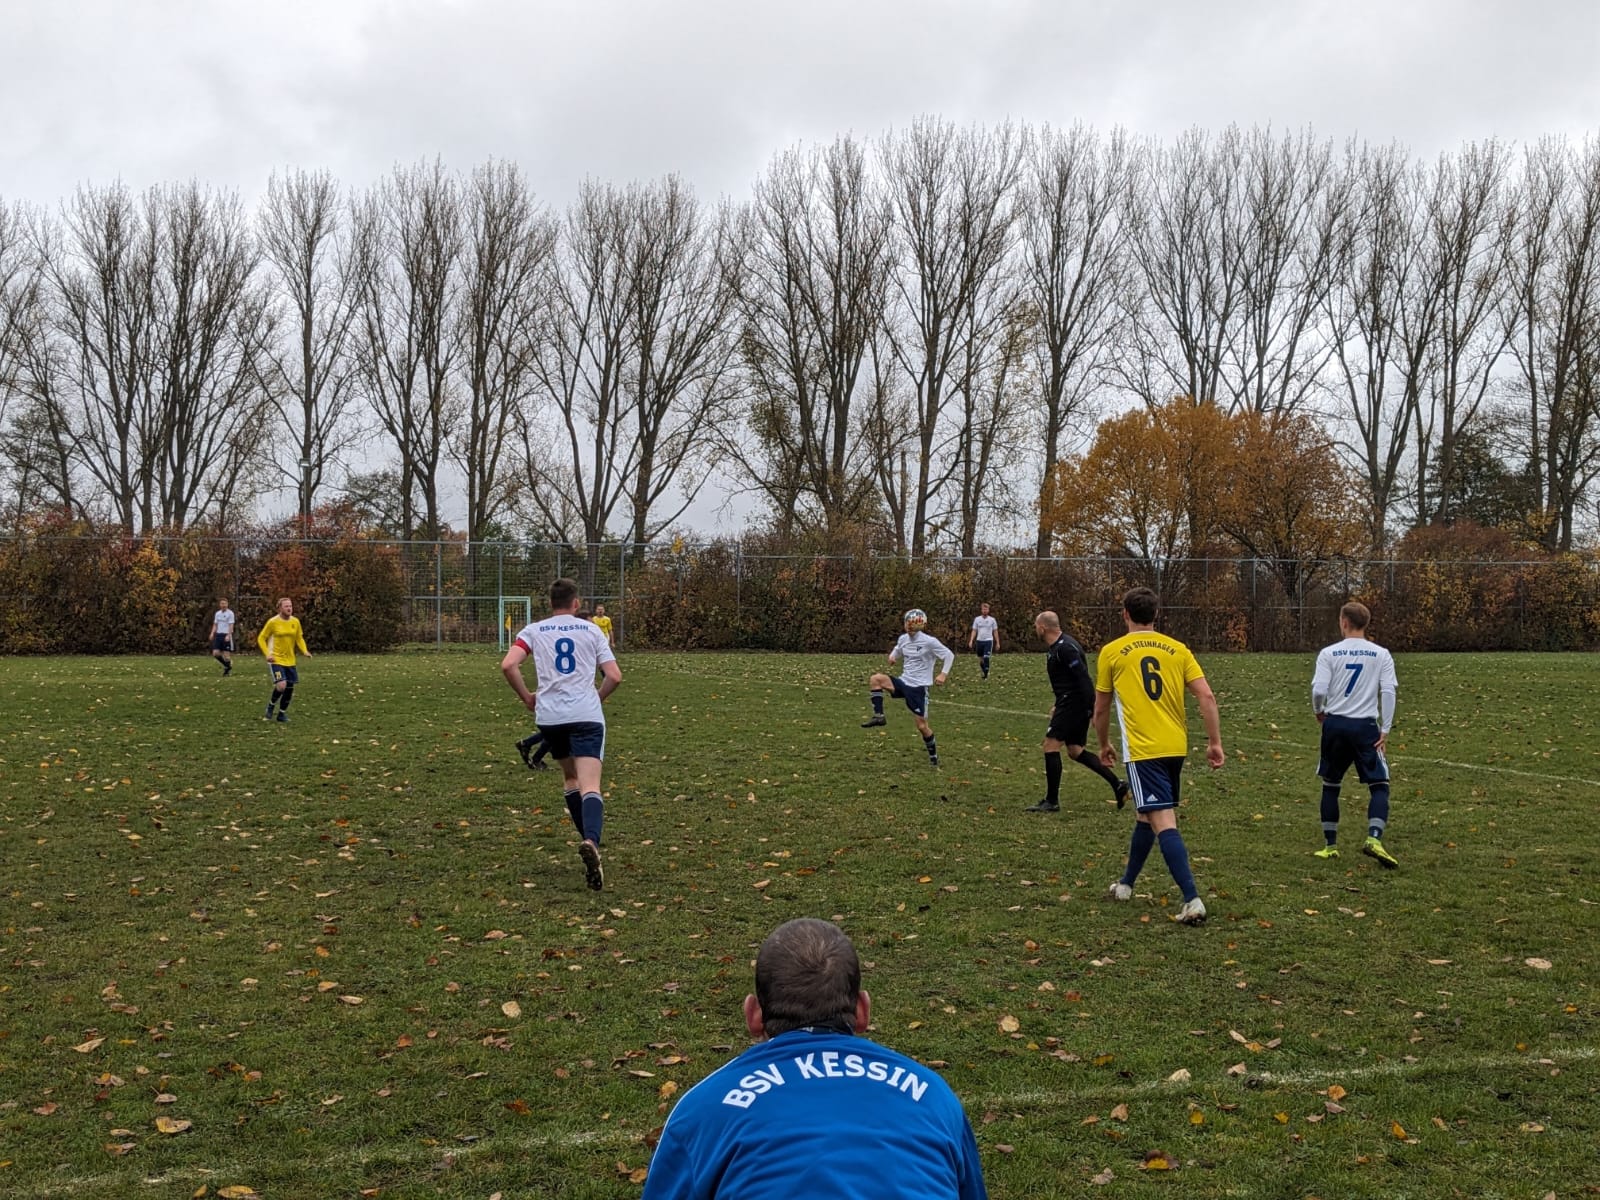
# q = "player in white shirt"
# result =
<box><xmin>208</xmin><ymin>598</ymin><xmax>236</xmax><ymax>675</ymax></box>
<box><xmin>1310</xmin><ymin>601</ymin><xmax>1399</xmax><ymax>867</ymax></box>
<box><xmin>967</xmin><ymin>603</ymin><xmax>999</xmax><ymax>680</ymax></box>
<box><xmin>861</xmin><ymin>608</ymin><xmax>956</xmax><ymax>768</ymax></box>
<box><xmin>501</xmin><ymin>577</ymin><xmax>623</xmax><ymax>890</ymax></box>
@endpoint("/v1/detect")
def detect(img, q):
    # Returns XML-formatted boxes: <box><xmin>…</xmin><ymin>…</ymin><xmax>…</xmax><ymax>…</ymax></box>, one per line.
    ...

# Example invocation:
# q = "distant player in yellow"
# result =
<box><xmin>1092</xmin><ymin>587</ymin><xmax>1223</xmax><ymax>925</ymax></box>
<box><xmin>592</xmin><ymin>604</ymin><xmax>615</xmax><ymax>647</ymax></box>
<box><xmin>257</xmin><ymin>596</ymin><xmax>312</xmax><ymax>724</ymax></box>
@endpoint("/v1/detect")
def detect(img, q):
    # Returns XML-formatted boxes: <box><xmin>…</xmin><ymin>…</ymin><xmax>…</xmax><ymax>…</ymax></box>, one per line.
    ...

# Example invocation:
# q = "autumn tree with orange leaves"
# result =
<box><xmin>1041</xmin><ymin>397</ymin><xmax>1364</xmax><ymax>604</ymax></box>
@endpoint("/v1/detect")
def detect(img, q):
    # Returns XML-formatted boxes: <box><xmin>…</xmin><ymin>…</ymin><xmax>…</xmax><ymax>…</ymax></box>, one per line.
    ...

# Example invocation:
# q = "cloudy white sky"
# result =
<box><xmin>3</xmin><ymin>0</ymin><xmax>1597</xmax><ymax>531</ymax></box>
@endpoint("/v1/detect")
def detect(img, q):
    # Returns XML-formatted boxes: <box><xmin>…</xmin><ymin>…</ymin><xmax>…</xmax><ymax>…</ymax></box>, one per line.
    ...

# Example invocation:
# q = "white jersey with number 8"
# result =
<box><xmin>514</xmin><ymin>617</ymin><xmax>616</xmax><ymax>726</ymax></box>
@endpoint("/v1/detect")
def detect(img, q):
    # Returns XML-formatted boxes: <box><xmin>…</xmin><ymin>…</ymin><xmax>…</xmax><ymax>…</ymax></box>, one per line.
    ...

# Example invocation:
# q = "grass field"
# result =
<box><xmin>1</xmin><ymin>647</ymin><xmax>1596</xmax><ymax>1199</ymax></box>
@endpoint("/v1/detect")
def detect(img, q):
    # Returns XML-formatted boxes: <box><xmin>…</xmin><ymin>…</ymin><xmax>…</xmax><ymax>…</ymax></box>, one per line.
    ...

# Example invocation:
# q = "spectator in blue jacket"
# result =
<box><xmin>641</xmin><ymin>918</ymin><xmax>989</xmax><ymax>1200</ymax></box>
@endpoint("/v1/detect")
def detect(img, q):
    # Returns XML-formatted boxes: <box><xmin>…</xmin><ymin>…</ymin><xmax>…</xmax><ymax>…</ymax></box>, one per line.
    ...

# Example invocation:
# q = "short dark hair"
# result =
<box><xmin>550</xmin><ymin>578</ymin><xmax>580</xmax><ymax>610</ymax></box>
<box><xmin>1123</xmin><ymin>587</ymin><xmax>1159</xmax><ymax>625</ymax></box>
<box><xmin>754</xmin><ymin>918</ymin><xmax>860</xmax><ymax>1037</ymax></box>
<box><xmin>1340</xmin><ymin>601</ymin><xmax>1371</xmax><ymax>630</ymax></box>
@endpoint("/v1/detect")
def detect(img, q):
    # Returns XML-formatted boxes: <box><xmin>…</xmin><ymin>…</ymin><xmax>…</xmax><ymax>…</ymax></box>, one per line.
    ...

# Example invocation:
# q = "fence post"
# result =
<box><xmin>619</xmin><ymin>542</ymin><xmax>626</xmax><ymax>648</ymax></box>
<box><xmin>435</xmin><ymin>541</ymin><xmax>443</xmax><ymax>647</ymax></box>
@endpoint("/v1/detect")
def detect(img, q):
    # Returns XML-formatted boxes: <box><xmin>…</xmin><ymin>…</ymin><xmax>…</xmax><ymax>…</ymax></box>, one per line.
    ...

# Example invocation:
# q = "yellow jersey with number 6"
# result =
<box><xmin>1095</xmin><ymin>631</ymin><xmax>1205</xmax><ymax>761</ymax></box>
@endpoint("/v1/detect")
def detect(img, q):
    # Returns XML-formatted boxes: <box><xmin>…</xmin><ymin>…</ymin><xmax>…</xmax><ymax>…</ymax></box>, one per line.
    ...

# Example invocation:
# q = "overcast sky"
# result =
<box><xmin>4</xmin><ymin>0</ymin><xmax>1597</xmax><ymax>532</ymax></box>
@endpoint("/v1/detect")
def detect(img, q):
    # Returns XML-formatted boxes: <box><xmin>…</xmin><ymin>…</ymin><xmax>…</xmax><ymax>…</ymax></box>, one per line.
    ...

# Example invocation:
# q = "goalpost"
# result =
<box><xmin>497</xmin><ymin>596</ymin><xmax>532</xmax><ymax>651</ymax></box>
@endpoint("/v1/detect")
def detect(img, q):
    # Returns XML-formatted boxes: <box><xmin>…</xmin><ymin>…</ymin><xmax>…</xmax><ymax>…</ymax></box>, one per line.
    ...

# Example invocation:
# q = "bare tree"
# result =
<box><xmin>523</xmin><ymin>180</ymin><xmax>640</xmax><ymax>586</ymax></box>
<box><xmin>260</xmin><ymin>169</ymin><xmax>362</xmax><ymax>529</ymax></box>
<box><xmin>1123</xmin><ymin>126</ymin><xmax>1244</xmax><ymax>411</ymax></box>
<box><xmin>1503</xmin><ymin>137</ymin><xmax>1600</xmax><ymax>549</ymax></box>
<box><xmin>622</xmin><ymin>176</ymin><xmax>739</xmax><ymax>551</ymax></box>
<box><xmin>452</xmin><ymin>161</ymin><xmax>554</xmax><ymax>543</ymax></box>
<box><xmin>1019</xmin><ymin>124</ymin><xmax>1133</xmax><ymax>554</ymax></box>
<box><xmin>1324</xmin><ymin>143</ymin><xmax>1439</xmax><ymax>550</ymax></box>
<box><xmin>943</xmin><ymin>298</ymin><xmax>1035</xmax><ymax>554</ymax></box>
<box><xmin>151</xmin><ymin>183</ymin><xmax>271</xmax><ymax>528</ymax></box>
<box><xmin>351</xmin><ymin>160</ymin><xmax>461</xmax><ymax>539</ymax></box>
<box><xmin>1224</xmin><ymin>126</ymin><xmax>1347</xmax><ymax>414</ymax></box>
<box><xmin>48</xmin><ymin>183</ymin><xmax>163</xmax><ymax>529</ymax></box>
<box><xmin>1414</xmin><ymin>141</ymin><xmax>1511</xmax><ymax>524</ymax></box>
<box><xmin>733</xmin><ymin>138</ymin><xmax>892</xmax><ymax>538</ymax></box>
<box><xmin>883</xmin><ymin>117</ymin><xmax>1025</xmax><ymax>555</ymax></box>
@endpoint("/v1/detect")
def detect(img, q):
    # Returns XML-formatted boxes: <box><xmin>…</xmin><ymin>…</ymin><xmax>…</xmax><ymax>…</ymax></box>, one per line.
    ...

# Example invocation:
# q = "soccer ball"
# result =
<box><xmin>903</xmin><ymin>608</ymin><xmax>927</xmax><ymax>633</ymax></box>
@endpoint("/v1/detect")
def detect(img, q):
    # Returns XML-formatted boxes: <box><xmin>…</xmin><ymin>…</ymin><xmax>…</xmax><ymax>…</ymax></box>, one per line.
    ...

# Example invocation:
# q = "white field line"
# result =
<box><xmin>648</xmin><ymin>663</ymin><xmax>1600</xmax><ymax>790</ymax></box>
<box><xmin>19</xmin><ymin>1047</ymin><xmax>1595</xmax><ymax>1197</ymax></box>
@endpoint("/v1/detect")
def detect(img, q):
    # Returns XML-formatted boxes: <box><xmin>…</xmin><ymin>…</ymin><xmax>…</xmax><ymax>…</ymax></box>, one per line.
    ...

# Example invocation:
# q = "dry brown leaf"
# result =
<box><xmin>1524</xmin><ymin>957</ymin><xmax>1553</xmax><ymax>970</ymax></box>
<box><xmin>1390</xmin><ymin>1121</ymin><xmax>1407</xmax><ymax>1139</ymax></box>
<box><xmin>483</xmin><ymin>930</ymin><xmax>508</xmax><ymax>940</ymax></box>
<box><xmin>155</xmin><ymin>1093</ymin><xmax>177</xmax><ymax>1104</ymax></box>
<box><xmin>659</xmin><ymin>1080</ymin><xmax>678</xmax><ymax>1100</ymax></box>
<box><xmin>1110</xmin><ymin>1103</ymin><xmax>1129</xmax><ymax>1121</ymax></box>
<box><xmin>1520</xmin><ymin>1122</ymin><xmax>1545</xmax><ymax>1133</ymax></box>
<box><xmin>72</xmin><ymin>1037</ymin><xmax>106</xmax><ymax>1054</ymax></box>
<box><xmin>1326</xmin><ymin>1084</ymin><xmax>1347</xmax><ymax>1102</ymax></box>
<box><xmin>1090</xmin><ymin>1168</ymin><xmax>1114</xmax><ymax>1185</ymax></box>
<box><xmin>1325</xmin><ymin>1102</ymin><xmax>1346</xmax><ymax>1114</ymax></box>
<box><xmin>1080</xmin><ymin>1114</ymin><xmax>1099</xmax><ymax>1125</ymax></box>
<box><xmin>33</xmin><ymin>1102</ymin><xmax>59</xmax><ymax>1116</ymax></box>
<box><xmin>317</xmin><ymin>981</ymin><xmax>339</xmax><ymax>993</ymax></box>
<box><xmin>1167</xmin><ymin>1068</ymin><xmax>1191</xmax><ymax>1084</ymax></box>
<box><xmin>104</xmin><ymin>1142</ymin><xmax>136</xmax><ymax>1156</ymax></box>
<box><xmin>629</xmin><ymin>1167</ymin><xmax>648</xmax><ymax>1184</ymax></box>
<box><xmin>997</xmin><ymin>1015</ymin><xmax>1020</xmax><ymax>1034</ymax></box>
<box><xmin>321</xmin><ymin>1095</ymin><xmax>342</xmax><ymax>1107</ymax></box>
<box><xmin>155</xmin><ymin>1117</ymin><xmax>193</xmax><ymax>1134</ymax></box>
<box><xmin>217</xmin><ymin>1188</ymin><xmax>261</xmax><ymax>1199</ymax></box>
<box><xmin>338</xmin><ymin>995</ymin><xmax>364</xmax><ymax>1005</ymax></box>
<box><xmin>1226</xmin><ymin>1062</ymin><xmax>1247</xmax><ymax>1076</ymax></box>
<box><xmin>501</xmin><ymin>1000</ymin><xmax>522</xmax><ymax>1019</ymax></box>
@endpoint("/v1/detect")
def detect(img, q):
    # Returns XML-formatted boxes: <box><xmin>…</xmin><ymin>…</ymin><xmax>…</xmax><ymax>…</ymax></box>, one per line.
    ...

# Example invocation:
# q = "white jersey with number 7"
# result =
<box><xmin>514</xmin><ymin>617</ymin><xmax>616</xmax><ymax>726</ymax></box>
<box><xmin>1312</xmin><ymin>637</ymin><xmax>1397</xmax><ymax>727</ymax></box>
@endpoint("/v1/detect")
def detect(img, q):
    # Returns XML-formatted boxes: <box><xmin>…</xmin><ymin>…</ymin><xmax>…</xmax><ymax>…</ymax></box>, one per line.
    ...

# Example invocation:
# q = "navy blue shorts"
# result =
<box><xmin>1318</xmin><ymin>715</ymin><xmax>1388</xmax><ymax>786</ymax></box>
<box><xmin>889</xmin><ymin>677</ymin><xmax>929</xmax><ymax>718</ymax></box>
<box><xmin>212</xmin><ymin>633</ymin><xmax>232</xmax><ymax>652</ymax></box>
<box><xmin>269</xmin><ymin>664</ymin><xmax>298</xmax><ymax>687</ymax></box>
<box><xmin>1125</xmin><ymin>755</ymin><xmax>1185</xmax><ymax>813</ymax></box>
<box><xmin>974</xmin><ymin>639</ymin><xmax>993</xmax><ymax>658</ymax></box>
<box><xmin>538</xmin><ymin>721</ymin><xmax>607</xmax><ymax>761</ymax></box>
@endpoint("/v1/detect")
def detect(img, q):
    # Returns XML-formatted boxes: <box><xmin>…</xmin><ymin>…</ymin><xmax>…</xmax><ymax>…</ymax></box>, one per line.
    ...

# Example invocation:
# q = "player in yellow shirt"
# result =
<box><xmin>592</xmin><ymin>604</ymin><xmax>615</xmax><ymax>647</ymax></box>
<box><xmin>257</xmin><ymin>596</ymin><xmax>312</xmax><ymax>724</ymax></box>
<box><xmin>1092</xmin><ymin>587</ymin><xmax>1224</xmax><ymax>925</ymax></box>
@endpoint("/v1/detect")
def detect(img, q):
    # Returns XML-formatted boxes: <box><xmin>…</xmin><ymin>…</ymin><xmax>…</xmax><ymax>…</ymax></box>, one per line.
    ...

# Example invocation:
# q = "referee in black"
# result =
<box><xmin>1027</xmin><ymin>610</ymin><xmax>1129</xmax><ymax>813</ymax></box>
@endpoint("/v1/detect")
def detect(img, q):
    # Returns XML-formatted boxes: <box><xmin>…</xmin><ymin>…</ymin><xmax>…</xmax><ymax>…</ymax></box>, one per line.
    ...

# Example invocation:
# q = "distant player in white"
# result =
<box><xmin>861</xmin><ymin>608</ymin><xmax>955</xmax><ymax>768</ymax></box>
<box><xmin>967</xmin><ymin>602</ymin><xmax>999</xmax><ymax>679</ymax></box>
<box><xmin>208</xmin><ymin>598</ymin><xmax>236</xmax><ymax>675</ymax></box>
<box><xmin>501</xmin><ymin>577</ymin><xmax>623</xmax><ymax>890</ymax></box>
<box><xmin>1310</xmin><ymin>601</ymin><xmax>1399</xmax><ymax>868</ymax></box>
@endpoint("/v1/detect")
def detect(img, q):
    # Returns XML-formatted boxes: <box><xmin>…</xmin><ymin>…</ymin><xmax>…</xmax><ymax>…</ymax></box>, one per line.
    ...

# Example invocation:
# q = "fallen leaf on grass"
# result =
<box><xmin>1326</xmin><ymin>1084</ymin><xmax>1347</xmax><ymax>1102</ymax></box>
<box><xmin>994</xmin><ymin>1144</ymin><xmax>1014</xmax><ymax>1153</ymax></box>
<box><xmin>1226</xmin><ymin>1063</ymin><xmax>1247</xmax><ymax>1076</ymax></box>
<box><xmin>1520</xmin><ymin>1122</ymin><xmax>1545</xmax><ymax>1133</ymax></box>
<box><xmin>338</xmin><ymin>995</ymin><xmax>364</xmax><ymax>1006</ymax></box>
<box><xmin>104</xmin><ymin>1142</ymin><xmax>136</xmax><ymax>1156</ymax></box>
<box><xmin>321</xmin><ymin>1095</ymin><xmax>342</xmax><ymax>1107</ymax></box>
<box><xmin>1274</xmin><ymin>1112</ymin><xmax>1289</xmax><ymax>1124</ymax></box>
<box><xmin>1167</xmin><ymin>1068</ymin><xmax>1191</xmax><ymax>1084</ymax></box>
<box><xmin>217</xmin><ymin>1188</ymin><xmax>261</xmax><ymax>1199</ymax></box>
<box><xmin>72</xmin><ymin>1037</ymin><xmax>106</xmax><ymax>1054</ymax></box>
<box><xmin>998</xmin><ymin>1015</ymin><xmax>1020</xmax><ymax>1034</ymax></box>
<box><xmin>1090</xmin><ymin>1168</ymin><xmax>1114</xmax><ymax>1185</ymax></box>
<box><xmin>1524</xmin><ymin>958</ymin><xmax>1553</xmax><ymax>970</ymax></box>
<box><xmin>155</xmin><ymin>1093</ymin><xmax>177</xmax><ymax>1104</ymax></box>
<box><xmin>1140</xmin><ymin>1150</ymin><xmax>1173</xmax><ymax>1171</ymax></box>
<box><xmin>501</xmin><ymin>1001</ymin><xmax>522</xmax><ymax>1019</ymax></box>
<box><xmin>1390</xmin><ymin>1121</ymin><xmax>1407</xmax><ymax>1139</ymax></box>
<box><xmin>659</xmin><ymin>1081</ymin><xmax>678</xmax><ymax>1101</ymax></box>
<box><xmin>154</xmin><ymin>1117</ymin><xmax>193</xmax><ymax>1134</ymax></box>
<box><xmin>1189</xmin><ymin>1111</ymin><xmax>1205</xmax><ymax>1126</ymax></box>
<box><xmin>1110</xmin><ymin>1103</ymin><xmax>1129</xmax><ymax>1121</ymax></box>
<box><xmin>32</xmin><ymin>1103</ymin><xmax>58</xmax><ymax>1116</ymax></box>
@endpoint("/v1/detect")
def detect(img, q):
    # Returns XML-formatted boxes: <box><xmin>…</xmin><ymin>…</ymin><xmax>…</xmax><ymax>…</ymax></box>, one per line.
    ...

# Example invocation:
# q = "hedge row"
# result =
<box><xmin>3</xmin><ymin>523</ymin><xmax>1598</xmax><ymax>656</ymax></box>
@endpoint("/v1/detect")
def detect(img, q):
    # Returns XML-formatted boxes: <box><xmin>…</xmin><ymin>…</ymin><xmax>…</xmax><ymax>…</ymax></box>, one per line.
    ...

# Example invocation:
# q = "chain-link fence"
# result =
<box><xmin>4</xmin><ymin>535</ymin><xmax>1599</xmax><ymax>654</ymax></box>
